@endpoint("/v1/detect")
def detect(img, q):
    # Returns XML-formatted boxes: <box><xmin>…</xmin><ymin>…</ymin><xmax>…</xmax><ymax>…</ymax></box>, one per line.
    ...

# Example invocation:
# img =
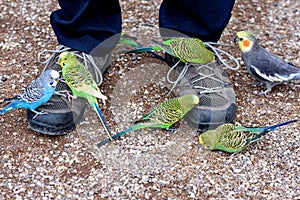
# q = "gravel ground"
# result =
<box><xmin>1</xmin><ymin>0</ymin><xmax>300</xmax><ymax>199</ymax></box>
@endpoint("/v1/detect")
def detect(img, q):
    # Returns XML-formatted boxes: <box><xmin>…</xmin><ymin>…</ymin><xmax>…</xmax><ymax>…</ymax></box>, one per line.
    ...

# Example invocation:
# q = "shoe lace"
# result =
<box><xmin>166</xmin><ymin>42</ymin><xmax>240</xmax><ymax>96</ymax></box>
<box><xmin>38</xmin><ymin>45</ymin><xmax>103</xmax><ymax>86</ymax></box>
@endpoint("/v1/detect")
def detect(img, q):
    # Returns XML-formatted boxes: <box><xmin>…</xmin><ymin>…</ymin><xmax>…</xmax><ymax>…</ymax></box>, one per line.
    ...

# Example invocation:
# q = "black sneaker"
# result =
<box><xmin>27</xmin><ymin>45</ymin><xmax>111</xmax><ymax>135</ymax></box>
<box><xmin>165</xmin><ymin>44</ymin><xmax>239</xmax><ymax>132</ymax></box>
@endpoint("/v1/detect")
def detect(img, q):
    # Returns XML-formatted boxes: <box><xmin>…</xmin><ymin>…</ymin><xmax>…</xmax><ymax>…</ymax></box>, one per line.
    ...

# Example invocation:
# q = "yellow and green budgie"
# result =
<box><xmin>58</xmin><ymin>51</ymin><xmax>112</xmax><ymax>140</ymax></box>
<box><xmin>199</xmin><ymin>120</ymin><xmax>298</xmax><ymax>153</ymax></box>
<box><xmin>97</xmin><ymin>94</ymin><xmax>200</xmax><ymax>146</ymax></box>
<box><xmin>122</xmin><ymin>37</ymin><xmax>215</xmax><ymax>64</ymax></box>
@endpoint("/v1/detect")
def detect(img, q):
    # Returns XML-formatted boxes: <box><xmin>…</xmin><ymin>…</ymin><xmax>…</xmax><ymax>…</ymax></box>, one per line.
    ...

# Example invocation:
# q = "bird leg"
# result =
<box><xmin>166</xmin><ymin>127</ymin><xmax>178</xmax><ymax>133</ymax></box>
<box><xmin>249</xmin><ymin>81</ymin><xmax>264</xmax><ymax>87</ymax></box>
<box><xmin>42</xmin><ymin>102</ymin><xmax>54</xmax><ymax>106</ymax></box>
<box><xmin>253</xmin><ymin>82</ymin><xmax>275</xmax><ymax>97</ymax></box>
<box><xmin>55</xmin><ymin>90</ymin><xmax>76</xmax><ymax>102</ymax></box>
<box><xmin>259</xmin><ymin>89</ymin><xmax>271</xmax><ymax>97</ymax></box>
<box><xmin>31</xmin><ymin>109</ymin><xmax>48</xmax><ymax>119</ymax></box>
<box><xmin>229</xmin><ymin>152</ymin><xmax>238</xmax><ymax>157</ymax></box>
<box><xmin>54</xmin><ymin>91</ymin><xmax>67</xmax><ymax>98</ymax></box>
<box><xmin>58</xmin><ymin>77</ymin><xmax>66</xmax><ymax>83</ymax></box>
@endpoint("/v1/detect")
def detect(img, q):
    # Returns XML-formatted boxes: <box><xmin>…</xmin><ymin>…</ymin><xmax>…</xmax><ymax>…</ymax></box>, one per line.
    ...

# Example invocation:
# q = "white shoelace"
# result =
<box><xmin>38</xmin><ymin>42</ymin><xmax>239</xmax><ymax>93</ymax></box>
<box><xmin>166</xmin><ymin>42</ymin><xmax>240</xmax><ymax>96</ymax></box>
<box><xmin>38</xmin><ymin>45</ymin><xmax>103</xmax><ymax>86</ymax></box>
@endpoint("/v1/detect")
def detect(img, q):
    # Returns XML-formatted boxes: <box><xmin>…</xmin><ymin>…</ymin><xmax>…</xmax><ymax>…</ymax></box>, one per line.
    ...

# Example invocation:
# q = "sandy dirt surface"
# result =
<box><xmin>0</xmin><ymin>0</ymin><xmax>299</xmax><ymax>199</ymax></box>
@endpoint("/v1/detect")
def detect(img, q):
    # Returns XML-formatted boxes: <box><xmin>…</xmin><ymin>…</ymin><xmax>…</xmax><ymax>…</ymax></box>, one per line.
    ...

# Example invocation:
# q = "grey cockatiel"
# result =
<box><xmin>234</xmin><ymin>31</ymin><xmax>300</xmax><ymax>95</ymax></box>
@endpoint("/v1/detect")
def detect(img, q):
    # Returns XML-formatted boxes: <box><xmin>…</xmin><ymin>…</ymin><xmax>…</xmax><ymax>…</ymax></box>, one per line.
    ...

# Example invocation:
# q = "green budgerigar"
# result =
<box><xmin>199</xmin><ymin>120</ymin><xmax>298</xmax><ymax>153</ymax></box>
<box><xmin>124</xmin><ymin>37</ymin><xmax>215</xmax><ymax>64</ymax></box>
<box><xmin>97</xmin><ymin>94</ymin><xmax>200</xmax><ymax>146</ymax></box>
<box><xmin>58</xmin><ymin>51</ymin><xmax>112</xmax><ymax>140</ymax></box>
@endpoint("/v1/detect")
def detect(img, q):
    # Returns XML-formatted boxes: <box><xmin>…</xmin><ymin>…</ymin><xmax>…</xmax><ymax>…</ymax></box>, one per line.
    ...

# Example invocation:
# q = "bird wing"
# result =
<box><xmin>250</xmin><ymin>64</ymin><xmax>290</xmax><ymax>82</ymax></box>
<box><xmin>247</xmin><ymin>48</ymin><xmax>300</xmax><ymax>83</ymax></box>
<box><xmin>3</xmin><ymin>95</ymin><xmax>24</xmax><ymax>103</ymax></box>
<box><xmin>18</xmin><ymin>79</ymin><xmax>45</xmax><ymax>102</ymax></box>
<box><xmin>167</xmin><ymin>38</ymin><xmax>214</xmax><ymax>64</ymax></box>
<box><xmin>64</xmin><ymin>63</ymin><xmax>106</xmax><ymax>99</ymax></box>
<box><xmin>74</xmin><ymin>83</ymin><xmax>106</xmax><ymax>99</ymax></box>
<box><xmin>134</xmin><ymin>103</ymin><xmax>182</xmax><ymax>129</ymax></box>
<box><xmin>218</xmin><ymin>129</ymin><xmax>254</xmax><ymax>152</ymax></box>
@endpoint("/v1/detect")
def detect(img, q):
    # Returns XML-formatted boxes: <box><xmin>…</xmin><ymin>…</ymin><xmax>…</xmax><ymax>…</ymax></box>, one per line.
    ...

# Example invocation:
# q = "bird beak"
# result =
<box><xmin>233</xmin><ymin>36</ymin><xmax>238</xmax><ymax>44</ymax></box>
<box><xmin>57</xmin><ymin>58</ymin><xmax>62</xmax><ymax>67</ymax></box>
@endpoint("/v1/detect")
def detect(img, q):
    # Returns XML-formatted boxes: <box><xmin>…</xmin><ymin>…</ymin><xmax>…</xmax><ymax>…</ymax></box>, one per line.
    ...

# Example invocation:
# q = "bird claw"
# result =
<box><xmin>101</xmin><ymin>99</ymin><xmax>106</xmax><ymax>105</ymax></box>
<box><xmin>230</xmin><ymin>152</ymin><xmax>237</xmax><ymax>156</ymax></box>
<box><xmin>55</xmin><ymin>90</ymin><xmax>75</xmax><ymax>102</ymax></box>
<box><xmin>99</xmin><ymin>94</ymin><xmax>108</xmax><ymax>105</ymax></box>
<box><xmin>256</xmin><ymin>90</ymin><xmax>271</xmax><ymax>97</ymax></box>
<box><xmin>167</xmin><ymin>128</ymin><xmax>178</xmax><ymax>133</ymax></box>
<box><xmin>43</xmin><ymin>102</ymin><xmax>54</xmax><ymax>106</ymax></box>
<box><xmin>249</xmin><ymin>81</ymin><xmax>264</xmax><ymax>87</ymax></box>
<box><xmin>253</xmin><ymin>89</ymin><xmax>271</xmax><ymax>97</ymax></box>
<box><xmin>54</xmin><ymin>91</ymin><xmax>67</xmax><ymax>98</ymax></box>
<box><xmin>32</xmin><ymin>110</ymin><xmax>48</xmax><ymax>119</ymax></box>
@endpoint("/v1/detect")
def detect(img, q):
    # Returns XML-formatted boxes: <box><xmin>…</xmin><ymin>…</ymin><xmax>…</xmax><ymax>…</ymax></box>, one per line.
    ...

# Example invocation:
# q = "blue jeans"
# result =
<box><xmin>51</xmin><ymin>0</ymin><xmax>235</xmax><ymax>55</ymax></box>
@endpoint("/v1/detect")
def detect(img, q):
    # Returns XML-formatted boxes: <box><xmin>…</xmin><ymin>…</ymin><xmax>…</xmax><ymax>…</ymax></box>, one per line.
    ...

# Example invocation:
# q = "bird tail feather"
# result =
<box><xmin>119</xmin><ymin>34</ymin><xmax>166</xmax><ymax>61</ymax></box>
<box><xmin>91</xmin><ymin>100</ymin><xmax>112</xmax><ymax>139</ymax></box>
<box><xmin>0</xmin><ymin>103</ymin><xmax>16</xmax><ymax>115</ymax></box>
<box><xmin>119</xmin><ymin>33</ymin><xmax>141</xmax><ymax>48</ymax></box>
<box><xmin>265</xmin><ymin>119</ymin><xmax>298</xmax><ymax>131</ymax></box>
<box><xmin>3</xmin><ymin>96</ymin><xmax>20</xmax><ymax>103</ymax></box>
<box><xmin>127</xmin><ymin>46</ymin><xmax>161</xmax><ymax>53</ymax></box>
<box><xmin>96</xmin><ymin>126</ymin><xmax>137</xmax><ymax>147</ymax></box>
<box><xmin>295</xmin><ymin>72</ymin><xmax>300</xmax><ymax>80</ymax></box>
<box><xmin>245</xmin><ymin>131</ymin><xmax>268</xmax><ymax>146</ymax></box>
<box><xmin>243</xmin><ymin>119</ymin><xmax>298</xmax><ymax>133</ymax></box>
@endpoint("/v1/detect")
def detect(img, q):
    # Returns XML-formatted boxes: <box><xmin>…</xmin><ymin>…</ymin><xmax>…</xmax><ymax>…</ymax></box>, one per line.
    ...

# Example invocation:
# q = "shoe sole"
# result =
<box><xmin>27</xmin><ymin>109</ymin><xmax>85</xmax><ymax>136</ymax></box>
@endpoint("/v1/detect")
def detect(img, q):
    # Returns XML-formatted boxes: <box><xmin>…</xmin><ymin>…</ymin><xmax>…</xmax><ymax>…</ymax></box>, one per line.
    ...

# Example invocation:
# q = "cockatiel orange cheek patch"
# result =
<box><xmin>242</xmin><ymin>40</ymin><xmax>251</xmax><ymax>47</ymax></box>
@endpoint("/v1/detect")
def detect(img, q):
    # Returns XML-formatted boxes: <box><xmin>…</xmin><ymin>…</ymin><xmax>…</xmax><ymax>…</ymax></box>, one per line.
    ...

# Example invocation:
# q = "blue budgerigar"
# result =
<box><xmin>0</xmin><ymin>69</ymin><xmax>60</xmax><ymax>118</ymax></box>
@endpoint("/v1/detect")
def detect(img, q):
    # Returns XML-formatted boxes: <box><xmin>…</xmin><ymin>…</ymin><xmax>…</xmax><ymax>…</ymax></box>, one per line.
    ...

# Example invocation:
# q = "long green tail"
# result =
<box><xmin>96</xmin><ymin>126</ymin><xmax>138</xmax><ymax>147</ymax></box>
<box><xmin>119</xmin><ymin>34</ymin><xmax>141</xmax><ymax>48</ymax></box>
<box><xmin>119</xmin><ymin>34</ymin><xmax>166</xmax><ymax>61</ymax></box>
<box><xmin>127</xmin><ymin>46</ymin><xmax>163</xmax><ymax>53</ymax></box>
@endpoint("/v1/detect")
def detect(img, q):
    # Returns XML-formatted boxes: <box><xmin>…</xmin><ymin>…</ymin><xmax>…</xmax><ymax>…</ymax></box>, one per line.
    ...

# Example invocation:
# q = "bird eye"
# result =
<box><xmin>64</xmin><ymin>58</ymin><xmax>67</xmax><ymax>60</ymax></box>
<box><xmin>239</xmin><ymin>37</ymin><xmax>244</xmax><ymax>41</ymax></box>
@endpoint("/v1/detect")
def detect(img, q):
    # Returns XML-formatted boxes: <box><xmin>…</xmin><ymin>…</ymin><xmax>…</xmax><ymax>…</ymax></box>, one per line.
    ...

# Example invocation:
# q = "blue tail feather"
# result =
<box><xmin>97</xmin><ymin>126</ymin><xmax>136</xmax><ymax>147</ymax></box>
<box><xmin>127</xmin><ymin>47</ymin><xmax>155</xmax><ymax>53</ymax></box>
<box><xmin>119</xmin><ymin>35</ymin><xmax>167</xmax><ymax>61</ymax></box>
<box><xmin>295</xmin><ymin>71</ymin><xmax>300</xmax><ymax>80</ymax></box>
<box><xmin>127</xmin><ymin>47</ymin><xmax>166</xmax><ymax>62</ymax></box>
<box><xmin>0</xmin><ymin>104</ymin><xmax>16</xmax><ymax>115</ymax></box>
<box><xmin>265</xmin><ymin>119</ymin><xmax>298</xmax><ymax>131</ymax></box>
<box><xmin>92</xmin><ymin>101</ymin><xmax>111</xmax><ymax>136</ymax></box>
